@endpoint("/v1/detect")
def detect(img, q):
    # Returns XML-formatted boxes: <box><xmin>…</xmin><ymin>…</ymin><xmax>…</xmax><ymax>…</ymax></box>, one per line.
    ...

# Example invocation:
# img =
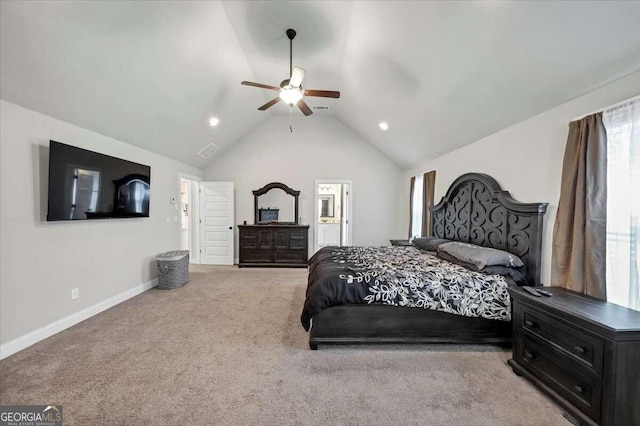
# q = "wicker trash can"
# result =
<box><xmin>156</xmin><ymin>250</ymin><xmax>190</xmax><ymax>289</ymax></box>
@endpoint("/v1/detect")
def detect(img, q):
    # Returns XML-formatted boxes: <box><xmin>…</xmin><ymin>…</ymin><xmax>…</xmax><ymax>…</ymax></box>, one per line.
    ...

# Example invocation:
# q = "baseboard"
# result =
<box><xmin>0</xmin><ymin>278</ymin><xmax>157</xmax><ymax>360</ymax></box>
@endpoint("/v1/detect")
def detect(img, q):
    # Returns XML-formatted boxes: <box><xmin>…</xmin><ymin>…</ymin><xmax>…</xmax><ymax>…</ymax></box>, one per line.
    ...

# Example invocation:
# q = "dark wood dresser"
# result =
<box><xmin>238</xmin><ymin>224</ymin><xmax>309</xmax><ymax>268</ymax></box>
<box><xmin>507</xmin><ymin>286</ymin><xmax>640</xmax><ymax>426</ymax></box>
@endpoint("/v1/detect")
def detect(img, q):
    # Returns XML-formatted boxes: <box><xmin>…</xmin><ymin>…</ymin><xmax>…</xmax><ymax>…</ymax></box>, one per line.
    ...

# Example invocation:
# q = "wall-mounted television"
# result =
<box><xmin>47</xmin><ymin>140</ymin><xmax>151</xmax><ymax>221</ymax></box>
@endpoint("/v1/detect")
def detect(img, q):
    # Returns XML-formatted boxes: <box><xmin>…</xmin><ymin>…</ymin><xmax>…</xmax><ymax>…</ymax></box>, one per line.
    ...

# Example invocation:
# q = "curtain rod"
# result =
<box><xmin>572</xmin><ymin>94</ymin><xmax>640</xmax><ymax>122</ymax></box>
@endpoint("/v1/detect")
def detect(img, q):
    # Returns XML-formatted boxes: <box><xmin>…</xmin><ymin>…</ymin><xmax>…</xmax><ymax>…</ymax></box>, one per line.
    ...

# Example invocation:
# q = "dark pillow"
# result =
<box><xmin>438</xmin><ymin>241</ymin><xmax>524</xmax><ymax>269</ymax></box>
<box><xmin>412</xmin><ymin>237</ymin><xmax>452</xmax><ymax>252</ymax></box>
<box><xmin>437</xmin><ymin>251</ymin><xmax>527</xmax><ymax>283</ymax></box>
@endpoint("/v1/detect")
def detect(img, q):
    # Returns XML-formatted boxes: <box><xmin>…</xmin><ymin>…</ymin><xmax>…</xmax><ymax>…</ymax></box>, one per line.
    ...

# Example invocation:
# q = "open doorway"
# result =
<box><xmin>179</xmin><ymin>174</ymin><xmax>201</xmax><ymax>264</ymax></box>
<box><xmin>314</xmin><ymin>180</ymin><xmax>352</xmax><ymax>253</ymax></box>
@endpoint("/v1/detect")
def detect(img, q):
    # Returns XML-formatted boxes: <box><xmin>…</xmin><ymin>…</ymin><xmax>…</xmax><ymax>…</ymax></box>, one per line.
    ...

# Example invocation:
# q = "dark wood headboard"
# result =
<box><xmin>430</xmin><ymin>173</ymin><xmax>548</xmax><ymax>286</ymax></box>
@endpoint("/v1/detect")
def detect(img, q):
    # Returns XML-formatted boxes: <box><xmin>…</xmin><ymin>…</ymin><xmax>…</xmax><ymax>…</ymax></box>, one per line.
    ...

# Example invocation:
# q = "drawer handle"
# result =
<box><xmin>524</xmin><ymin>320</ymin><xmax>536</xmax><ymax>328</ymax></box>
<box><xmin>524</xmin><ymin>351</ymin><xmax>535</xmax><ymax>360</ymax></box>
<box><xmin>572</xmin><ymin>385</ymin><xmax>584</xmax><ymax>394</ymax></box>
<box><xmin>573</xmin><ymin>345</ymin><xmax>586</xmax><ymax>354</ymax></box>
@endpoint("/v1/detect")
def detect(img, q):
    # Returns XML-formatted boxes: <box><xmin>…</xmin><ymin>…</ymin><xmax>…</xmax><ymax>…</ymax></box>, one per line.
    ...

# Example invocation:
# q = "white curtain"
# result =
<box><xmin>604</xmin><ymin>98</ymin><xmax>640</xmax><ymax>311</ymax></box>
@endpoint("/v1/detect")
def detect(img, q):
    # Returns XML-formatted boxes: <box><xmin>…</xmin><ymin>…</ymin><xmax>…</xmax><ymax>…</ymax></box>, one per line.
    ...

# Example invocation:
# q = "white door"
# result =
<box><xmin>200</xmin><ymin>182</ymin><xmax>234</xmax><ymax>265</ymax></box>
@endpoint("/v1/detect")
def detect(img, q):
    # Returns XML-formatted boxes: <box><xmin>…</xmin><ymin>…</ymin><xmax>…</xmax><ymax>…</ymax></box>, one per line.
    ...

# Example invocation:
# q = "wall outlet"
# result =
<box><xmin>71</xmin><ymin>288</ymin><xmax>79</xmax><ymax>300</ymax></box>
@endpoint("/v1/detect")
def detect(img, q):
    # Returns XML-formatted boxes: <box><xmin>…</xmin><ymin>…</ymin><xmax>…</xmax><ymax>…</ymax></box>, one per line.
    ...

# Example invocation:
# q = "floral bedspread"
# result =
<box><xmin>301</xmin><ymin>246</ymin><xmax>512</xmax><ymax>331</ymax></box>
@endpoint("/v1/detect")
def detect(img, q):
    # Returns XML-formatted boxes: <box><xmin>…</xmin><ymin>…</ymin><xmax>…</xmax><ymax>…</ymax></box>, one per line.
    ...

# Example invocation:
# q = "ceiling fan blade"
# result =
<box><xmin>258</xmin><ymin>97</ymin><xmax>281</xmax><ymax>111</ymax></box>
<box><xmin>304</xmin><ymin>89</ymin><xmax>340</xmax><ymax>99</ymax></box>
<box><xmin>297</xmin><ymin>99</ymin><xmax>313</xmax><ymax>116</ymax></box>
<box><xmin>241</xmin><ymin>81</ymin><xmax>280</xmax><ymax>91</ymax></box>
<box><xmin>289</xmin><ymin>66</ymin><xmax>306</xmax><ymax>88</ymax></box>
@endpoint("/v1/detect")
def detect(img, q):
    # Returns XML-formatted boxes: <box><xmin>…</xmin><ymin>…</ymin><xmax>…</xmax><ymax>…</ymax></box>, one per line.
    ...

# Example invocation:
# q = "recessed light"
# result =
<box><xmin>209</xmin><ymin>117</ymin><xmax>220</xmax><ymax>127</ymax></box>
<box><xmin>379</xmin><ymin>122</ymin><xmax>389</xmax><ymax>131</ymax></box>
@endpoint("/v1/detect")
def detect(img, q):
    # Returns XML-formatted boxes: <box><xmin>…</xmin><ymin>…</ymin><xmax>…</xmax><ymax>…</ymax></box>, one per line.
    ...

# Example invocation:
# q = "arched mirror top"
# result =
<box><xmin>252</xmin><ymin>182</ymin><xmax>300</xmax><ymax>197</ymax></box>
<box><xmin>253</xmin><ymin>182</ymin><xmax>300</xmax><ymax>225</ymax></box>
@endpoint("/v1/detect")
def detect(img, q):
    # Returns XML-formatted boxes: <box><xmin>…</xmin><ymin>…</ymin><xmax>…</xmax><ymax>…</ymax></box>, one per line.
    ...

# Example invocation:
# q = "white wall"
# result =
<box><xmin>0</xmin><ymin>100</ymin><xmax>202</xmax><ymax>353</ymax></box>
<box><xmin>399</xmin><ymin>70</ymin><xmax>640</xmax><ymax>286</ymax></box>
<box><xmin>203</xmin><ymin>115</ymin><xmax>404</xmax><ymax>259</ymax></box>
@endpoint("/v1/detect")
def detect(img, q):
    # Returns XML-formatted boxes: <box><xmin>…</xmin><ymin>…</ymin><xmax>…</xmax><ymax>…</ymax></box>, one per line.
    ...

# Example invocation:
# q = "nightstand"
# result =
<box><xmin>390</xmin><ymin>239</ymin><xmax>412</xmax><ymax>246</ymax></box>
<box><xmin>507</xmin><ymin>286</ymin><xmax>640</xmax><ymax>426</ymax></box>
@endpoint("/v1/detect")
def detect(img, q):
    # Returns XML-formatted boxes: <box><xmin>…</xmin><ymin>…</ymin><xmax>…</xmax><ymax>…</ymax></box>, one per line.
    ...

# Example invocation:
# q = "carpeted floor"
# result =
<box><xmin>0</xmin><ymin>266</ymin><xmax>568</xmax><ymax>425</ymax></box>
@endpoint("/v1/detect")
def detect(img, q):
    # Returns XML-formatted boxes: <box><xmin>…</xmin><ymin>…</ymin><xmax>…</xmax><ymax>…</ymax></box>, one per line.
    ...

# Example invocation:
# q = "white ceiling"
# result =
<box><xmin>2</xmin><ymin>1</ymin><xmax>640</xmax><ymax>169</ymax></box>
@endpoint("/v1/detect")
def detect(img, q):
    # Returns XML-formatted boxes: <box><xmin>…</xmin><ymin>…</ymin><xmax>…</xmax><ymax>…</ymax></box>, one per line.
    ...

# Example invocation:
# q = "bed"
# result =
<box><xmin>301</xmin><ymin>173</ymin><xmax>548</xmax><ymax>350</ymax></box>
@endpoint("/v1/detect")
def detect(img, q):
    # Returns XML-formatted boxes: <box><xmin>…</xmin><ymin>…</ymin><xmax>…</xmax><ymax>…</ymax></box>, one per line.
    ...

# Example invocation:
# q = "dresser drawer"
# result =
<box><xmin>517</xmin><ymin>333</ymin><xmax>602</xmax><ymax>422</ymax></box>
<box><xmin>274</xmin><ymin>249</ymin><xmax>307</xmax><ymax>264</ymax></box>
<box><xmin>239</xmin><ymin>248</ymin><xmax>271</xmax><ymax>263</ymax></box>
<box><xmin>290</xmin><ymin>239</ymin><xmax>306</xmax><ymax>250</ymax></box>
<box><xmin>519</xmin><ymin>305</ymin><xmax>604</xmax><ymax>378</ymax></box>
<box><xmin>290</xmin><ymin>229</ymin><xmax>306</xmax><ymax>240</ymax></box>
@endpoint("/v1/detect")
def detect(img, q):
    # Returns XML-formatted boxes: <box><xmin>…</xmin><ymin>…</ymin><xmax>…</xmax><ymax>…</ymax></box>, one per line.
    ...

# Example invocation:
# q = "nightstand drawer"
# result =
<box><xmin>508</xmin><ymin>286</ymin><xmax>640</xmax><ymax>426</ymax></box>
<box><xmin>520</xmin><ymin>305</ymin><xmax>604</xmax><ymax>378</ymax></box>
<box><xmin>518</xmin><ymin>333</ymin><xmax>602</xmax><ymax>422</ymax></box>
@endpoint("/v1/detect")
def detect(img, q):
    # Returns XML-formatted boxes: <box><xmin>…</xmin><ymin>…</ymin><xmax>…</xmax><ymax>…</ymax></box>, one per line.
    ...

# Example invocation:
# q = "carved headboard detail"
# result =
<box><xmin>430</xmin><ymin>173</ymin><xmax>548</xmax><ymax>286</ymax></box>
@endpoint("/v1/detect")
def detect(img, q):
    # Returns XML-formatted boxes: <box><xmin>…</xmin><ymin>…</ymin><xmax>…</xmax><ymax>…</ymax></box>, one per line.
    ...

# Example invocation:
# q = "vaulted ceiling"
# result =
<box><xmin>2</xmin><ymin>1</ymin><xmax>640</xmax><ymax>169</ymax></box>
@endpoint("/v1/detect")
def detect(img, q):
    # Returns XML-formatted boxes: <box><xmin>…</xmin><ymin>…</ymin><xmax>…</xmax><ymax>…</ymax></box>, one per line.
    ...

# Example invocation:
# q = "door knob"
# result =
<box><xmin>229</xmin><ymin>226</ymin><xmax>232</xmax><ymax>230</ymax></box>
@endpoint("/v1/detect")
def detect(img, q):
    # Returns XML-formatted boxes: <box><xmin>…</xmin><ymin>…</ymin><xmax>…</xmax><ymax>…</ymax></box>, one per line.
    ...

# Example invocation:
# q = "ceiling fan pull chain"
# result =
<box><xmin>290</xmin><ymin>106</ymin><xmax>294</xmax><ymax>133</ymax></box>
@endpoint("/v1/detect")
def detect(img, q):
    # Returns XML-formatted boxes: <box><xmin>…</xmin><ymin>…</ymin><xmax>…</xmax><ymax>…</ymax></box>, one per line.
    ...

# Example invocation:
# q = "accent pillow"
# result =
<box><xmin>437</xmin><ymin>251</ymin><xmax>527</xmax><ymax>283</ymax></box>
<box><xmin>411</xmin><ymin>237</ymin><xmax>451</xmax><ymax>252</ymax></box>
<box><xmin>437</xmin><ymin>241</ymin><xmax>524</xmax><ymax>269</ymax></box>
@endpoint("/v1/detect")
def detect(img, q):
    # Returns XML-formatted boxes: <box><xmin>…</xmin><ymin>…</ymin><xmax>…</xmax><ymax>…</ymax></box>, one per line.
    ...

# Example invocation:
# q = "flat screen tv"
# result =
<box><xmin>47</xmin><ymin>140</ymin><xmax>151</xmax><ymax>221</ymax></box>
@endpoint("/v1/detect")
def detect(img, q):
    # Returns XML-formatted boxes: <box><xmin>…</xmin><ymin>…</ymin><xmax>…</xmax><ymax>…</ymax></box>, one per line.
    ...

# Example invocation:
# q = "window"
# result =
<box><xmin>408</xmin><ymin>171</ymin><xmax>436</xmax><ymax>239</ymax></box>
<box><xmin>604</xmin><ymin>98</ymin><xmax>639</xmax><ymax>311</ymax></box>
<box><xmin>410</xmin><ymin>174</ymin><xmax>424</xmax><ymax>238</ymax></box>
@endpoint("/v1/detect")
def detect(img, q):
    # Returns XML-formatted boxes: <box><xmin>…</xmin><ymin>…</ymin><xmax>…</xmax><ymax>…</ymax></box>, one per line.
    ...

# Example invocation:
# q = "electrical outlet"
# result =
<box><xmin>71</xmin><ymin>288</ymin><xmax>79</xmax><ymax>300</ymax></box>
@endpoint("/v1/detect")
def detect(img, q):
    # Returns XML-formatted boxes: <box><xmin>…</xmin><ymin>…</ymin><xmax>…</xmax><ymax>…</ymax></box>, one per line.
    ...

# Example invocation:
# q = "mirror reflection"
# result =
<box><xmin>318</xmin><ymin>184</ymin><xmax>342</xmax><ymax>224</ymax></box>
<box><xmin>257</xmin><ymin>188</ymin><xmax>295</xmax><ymax>223</ymax></box>
<box><xmin>319</xmin><ymin>195</ymin><xmax>334</xmax><ymax>218</ymax></box>
<box><xmin>252</xmin><ymin>182</ymin><xmax>300</xmax><ymax>225</ymax></box>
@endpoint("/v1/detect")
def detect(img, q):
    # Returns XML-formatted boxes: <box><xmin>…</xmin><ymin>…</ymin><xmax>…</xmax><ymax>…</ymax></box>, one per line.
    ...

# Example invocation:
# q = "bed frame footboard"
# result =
<box><xmin>309</xmin><ymin>304</ymin><xmax>512</xmax><ymax>350</ymax></box>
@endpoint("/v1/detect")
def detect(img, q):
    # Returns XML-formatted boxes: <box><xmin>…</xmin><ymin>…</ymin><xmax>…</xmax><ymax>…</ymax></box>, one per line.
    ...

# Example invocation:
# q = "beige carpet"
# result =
<box><xmin>0</xmin><ymin>266</ymin><xmax>567</xmax><ymax>425</ymax></box>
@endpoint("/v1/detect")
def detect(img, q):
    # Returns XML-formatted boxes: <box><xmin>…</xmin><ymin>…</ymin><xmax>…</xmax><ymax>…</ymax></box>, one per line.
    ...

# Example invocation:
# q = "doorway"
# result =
<box><xmin>314</xmin><ymin>180</ymin><xmax>352</xmax><ymax>253</ymax></box>
<box><xmin>179</xmin><ymin>175</ymin><xmax>201</xmax><ymax>263</ymax></box>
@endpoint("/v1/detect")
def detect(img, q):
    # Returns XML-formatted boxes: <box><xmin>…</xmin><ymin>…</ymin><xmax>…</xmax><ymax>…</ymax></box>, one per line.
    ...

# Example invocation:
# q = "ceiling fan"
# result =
<box><xmin>241</xmin><ymin>28</ymin><xmax>340</xmax><ymax>116</ymax></box>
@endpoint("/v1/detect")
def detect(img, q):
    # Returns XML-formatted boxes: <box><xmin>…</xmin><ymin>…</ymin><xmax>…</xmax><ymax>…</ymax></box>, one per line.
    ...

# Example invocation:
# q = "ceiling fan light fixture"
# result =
<box><xmin>279</xmin><ymin>87</ymin><xmax>303</xmax><ymax>105</ymax></box>
<box><xmin>240</xmin><ymin>28</ymin><xmax>340</xmax><ymax>116</ymax></box>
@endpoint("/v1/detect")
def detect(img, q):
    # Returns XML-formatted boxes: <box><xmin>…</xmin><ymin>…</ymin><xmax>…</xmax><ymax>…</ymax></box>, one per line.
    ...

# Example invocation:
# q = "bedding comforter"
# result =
<box><xmin>301</xmin><ymin>246</ymin><xmax>512</xmax><ymax>331</ymax></box>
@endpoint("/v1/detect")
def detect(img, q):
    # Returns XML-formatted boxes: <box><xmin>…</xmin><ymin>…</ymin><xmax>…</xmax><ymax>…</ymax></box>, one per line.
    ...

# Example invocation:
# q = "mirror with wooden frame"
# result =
<box><xmin>253</xmin><ymin>182</ymin><xmax>300</xmax><ymax>225</ymax></box>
